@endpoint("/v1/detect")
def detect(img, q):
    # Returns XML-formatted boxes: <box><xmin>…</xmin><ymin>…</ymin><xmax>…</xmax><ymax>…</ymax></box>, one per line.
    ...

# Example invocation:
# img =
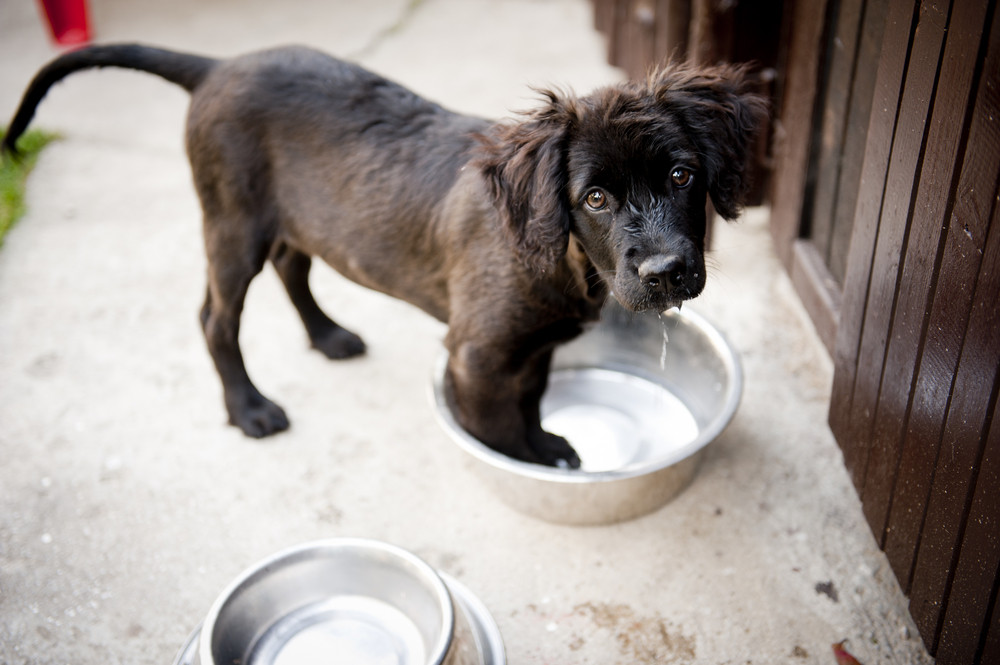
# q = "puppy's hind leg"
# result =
<box><xmin>200</xmin><ymin>233</ymin><xmax>289</xmax><ymax>438</ymax></box>
<box><xmin>270</xmin><ymin>241</ymin><xmax>366</xmax><ymax>359</ymax></box>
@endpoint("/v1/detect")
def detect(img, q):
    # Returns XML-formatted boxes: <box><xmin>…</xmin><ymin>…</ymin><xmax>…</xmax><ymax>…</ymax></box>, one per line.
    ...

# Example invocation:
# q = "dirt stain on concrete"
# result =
<box><xmin>815</xmin><ymin>580</ymin><xmax>839</xmax><ymax>603</ymax></box>
<box><xmin>574</xmin><ymin>601</ymin><xmax>696</xmax><ymax>663</ymax></box>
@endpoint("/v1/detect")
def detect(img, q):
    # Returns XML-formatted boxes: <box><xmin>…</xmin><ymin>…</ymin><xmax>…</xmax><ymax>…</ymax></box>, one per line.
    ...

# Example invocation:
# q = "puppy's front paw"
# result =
<box><xmin>229</xmin><ymin>395</ymin><xmax>290</xmax><ymax>438</ymax></box>
<box><xmin>533</xmin><ymin>432</ymin><xmax>581</xmax><ymax>469</ymax></box>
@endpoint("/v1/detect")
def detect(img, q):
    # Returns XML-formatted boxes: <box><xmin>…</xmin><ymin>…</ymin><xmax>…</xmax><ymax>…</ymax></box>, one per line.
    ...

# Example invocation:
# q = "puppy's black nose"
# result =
<box><xmin>638</xmin><ymin>255</ymin><xmax>687</xmax><ymax>290</ymax></box>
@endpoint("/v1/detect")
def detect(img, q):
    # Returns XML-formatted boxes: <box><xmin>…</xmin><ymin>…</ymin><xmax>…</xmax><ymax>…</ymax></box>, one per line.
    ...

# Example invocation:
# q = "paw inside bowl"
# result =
<box><xmin>431</xmin><ymin>304</ymin><xmax>742</xmax><ymax>525</ymax></box>
<box><xmin>541</xmin><ymin>369</ymin><xmax>699</xmax><ymax>472</ymax></box>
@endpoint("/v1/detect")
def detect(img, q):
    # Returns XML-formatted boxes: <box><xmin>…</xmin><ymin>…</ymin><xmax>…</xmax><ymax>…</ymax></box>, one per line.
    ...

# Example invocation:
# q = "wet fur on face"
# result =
<box><xmin>4</xmin><ymin>45</ymin><xmax>767</xmax><ymax>467</ymax></box>
<box><xmin>478</xmin><ymin>66</ymin><xmax>767</xmax><ymax>314</ymax></box>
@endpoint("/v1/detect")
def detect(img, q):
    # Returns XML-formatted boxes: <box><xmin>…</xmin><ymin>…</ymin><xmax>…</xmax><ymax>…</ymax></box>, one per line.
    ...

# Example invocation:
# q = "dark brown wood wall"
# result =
<box><xmin>769</xmin><ymin>0</ymin><xmax>892</xmax><ymax>355</ymax></box>
<box><xmin>829</xmin><ymin>1</ymin><xmax>1000</xmax><ymax>660</ymax></box>
<box><xmin>768</xmin><ymin>0</ymin><xmax>1000</xmax><ymax>660</ymax></box>
<box><xmin>592</xmin><ymin>1</ymin><xmax>1000</xmax><ymax>661</ymax></box>
<box><xmin>805</xmin><ymin>0</ymin><xmax>886</xmax><ymax>288</ymax></box>
<box><xmin>769</xmin><ymin>0</ymin><xmax>840</xmax><ymax>351</ymax></box>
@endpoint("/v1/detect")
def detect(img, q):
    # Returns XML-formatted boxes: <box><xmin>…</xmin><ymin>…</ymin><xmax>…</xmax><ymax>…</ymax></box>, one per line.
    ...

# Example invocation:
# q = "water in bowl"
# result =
<box><xmin>541</xmin><ymin>368</ymin><xmax>699</xmax><ymax>472</ymax></box>
<box><xmin>247</xmin><ymin>596</ymin><xmax>428</xmax><ymax>665</ymax></box>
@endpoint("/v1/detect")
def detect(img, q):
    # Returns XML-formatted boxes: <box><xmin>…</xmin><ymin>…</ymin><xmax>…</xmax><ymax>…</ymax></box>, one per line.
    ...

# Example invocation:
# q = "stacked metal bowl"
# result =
<box><xmin>173</xmin><ymin>539</ymin><xmax>504</xmax><ymax>665</ymax></box>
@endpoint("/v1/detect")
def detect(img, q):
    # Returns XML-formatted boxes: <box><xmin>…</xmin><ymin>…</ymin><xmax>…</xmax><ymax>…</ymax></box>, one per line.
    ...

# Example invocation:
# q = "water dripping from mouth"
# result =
<box><xmin>657</xmin><ymin>312</ymin><xmax>669</xmax><ymax>370</ymax></box>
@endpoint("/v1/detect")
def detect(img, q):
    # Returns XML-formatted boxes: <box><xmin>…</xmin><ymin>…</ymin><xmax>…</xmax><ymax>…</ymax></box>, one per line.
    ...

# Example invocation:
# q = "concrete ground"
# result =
<box><xmin>0</xmin><ymin>1</ymin><xmax>934</xmax><ymax>663</ymax></box>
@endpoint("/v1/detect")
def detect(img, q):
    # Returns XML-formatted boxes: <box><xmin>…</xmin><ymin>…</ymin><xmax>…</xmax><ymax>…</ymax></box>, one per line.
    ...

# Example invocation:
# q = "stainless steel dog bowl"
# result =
<box><xmin>172</xmin><ymin>538</ymin><xmax>505</xmax><ymax>665</ymax></box>
<box><xmin>431</xmin><ymin>303</ymin><xmax>742</xmax><ymax>525</ymax></box>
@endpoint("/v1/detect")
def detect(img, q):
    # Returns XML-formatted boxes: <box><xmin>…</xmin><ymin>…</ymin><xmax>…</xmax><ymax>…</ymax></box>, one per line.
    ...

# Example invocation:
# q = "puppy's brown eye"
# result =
<box><xmin>671</xmin><ymin>168</ymin><xmax>693</xmax><ymax>188</ymax></box>
<box><xmin>585</xmin><ymin>189</ymin><xmax>608</xmax><ymax>211</ymax></box>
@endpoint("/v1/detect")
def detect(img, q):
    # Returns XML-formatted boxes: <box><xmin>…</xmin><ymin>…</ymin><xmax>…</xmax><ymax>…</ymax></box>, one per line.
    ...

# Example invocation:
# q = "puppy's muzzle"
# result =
<box><xmin>638</xmin><ymin>254</ymin><xmax>688</xmax><ymax>291</ymax></box>
<box><xmin>622</xmin><ymin>250</ymin><xmax>704</xmax><ymax>312</ymax></box>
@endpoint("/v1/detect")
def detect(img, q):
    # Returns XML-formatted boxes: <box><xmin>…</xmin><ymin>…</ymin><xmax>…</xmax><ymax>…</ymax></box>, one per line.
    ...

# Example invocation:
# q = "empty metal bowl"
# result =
<box><xmin>431</xmin><ymin>303</ymin><xmax>742</xmax><ymax>525</ymax></box>
<box><xmin>176</xmin><ymin>538</ymin><xmax>504</xmax><ymax>665</ymax></box>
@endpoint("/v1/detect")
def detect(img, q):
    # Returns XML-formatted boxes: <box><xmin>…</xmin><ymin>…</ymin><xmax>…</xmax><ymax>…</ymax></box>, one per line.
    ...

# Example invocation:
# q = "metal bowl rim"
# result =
<box><xmin>438</xmin><ymin>573</ymin><xmax>506</xmax><ymax>664</ymax></box>
<box><xmin>198</xmin><ymin>537</ymin><xmax>455</xmax><ymax>665</ymax></box>
<box><xmin>430</xmin><ymin>307</ymin><xmax>743</xmax><ymax>484</ymax></box>
<box><xmin>179</xmin><ymin>571</ymin><xmax>506</xmax><ymax>665</ymax></box>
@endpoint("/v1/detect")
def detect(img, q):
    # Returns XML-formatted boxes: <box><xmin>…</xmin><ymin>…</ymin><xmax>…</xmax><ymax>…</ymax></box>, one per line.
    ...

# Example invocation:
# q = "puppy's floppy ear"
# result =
<box><xmin>654</xmin><ymin>64</ymin><xmax>768</xmax><ymax>220</ymax></box>
<box><xmin>475</xmin><ymin>92</ymin><xmax>576</xmax><ymax>273</ymax></box>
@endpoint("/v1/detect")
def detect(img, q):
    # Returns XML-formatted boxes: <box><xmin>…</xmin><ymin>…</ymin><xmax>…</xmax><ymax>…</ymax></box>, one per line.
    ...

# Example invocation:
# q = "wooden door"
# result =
<box><xmin>591</xmin><ymin>0</ymin><xmax>1000</xmax><ymax>661</ymax></box>
<box><xmin>772</xmin><ymin>0</ymin><xmax>1000</xmax><ymax>661</ymax></box>
<box><xmin>827</xmin><ymin>1</ymin><xmax>1000</xmax><ymax>661</ymax></box>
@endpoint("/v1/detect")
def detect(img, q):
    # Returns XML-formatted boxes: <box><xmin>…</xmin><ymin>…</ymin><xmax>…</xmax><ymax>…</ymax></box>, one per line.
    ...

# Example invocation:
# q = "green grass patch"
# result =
<box><xmin>1</xmin><ymin>128</ymin><xmax>58</xmax><ymax>247</ymax></box>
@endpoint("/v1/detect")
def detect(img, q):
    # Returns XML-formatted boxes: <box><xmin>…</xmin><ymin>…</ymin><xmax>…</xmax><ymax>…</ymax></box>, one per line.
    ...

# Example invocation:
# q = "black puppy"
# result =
<box><xmin>4</xmin><ymin>44</ymin><xmax>765</xmax><ymax>467</ymax></box>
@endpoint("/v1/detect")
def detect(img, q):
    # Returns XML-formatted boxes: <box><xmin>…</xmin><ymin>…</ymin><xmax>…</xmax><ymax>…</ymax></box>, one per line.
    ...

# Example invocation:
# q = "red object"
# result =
<box><xmin>38</xmin><ymin>0</ymin><xmax>91</xmax><ymax>46</ymax></box>
<box><xmin>832</xmin><ymin>641</ymin><xmax>864</xmax><ymax>665</ymax></box>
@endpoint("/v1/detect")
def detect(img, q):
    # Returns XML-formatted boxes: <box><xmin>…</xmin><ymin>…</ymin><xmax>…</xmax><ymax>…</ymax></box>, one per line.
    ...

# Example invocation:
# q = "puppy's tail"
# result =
<box><xmin>3</xmin><ymin>44</ymin><xmax>217</xmax><ymax>158</ymax></box>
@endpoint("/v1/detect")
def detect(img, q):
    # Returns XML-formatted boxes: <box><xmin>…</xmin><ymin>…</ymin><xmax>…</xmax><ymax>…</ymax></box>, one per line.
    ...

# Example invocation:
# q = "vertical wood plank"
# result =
<box><xmin>936</xmin><ymin>387</ymin><xmax>1000</xmax><ymax>664</ymax></box>
<box><xmin>687</xmin><ymin>0</ymin><xmax>715</xmax><ymax>65</ymax></box>
<box><xmin>808</xmin><ymin>0</ymin><xmax>865</xmax><ymax>264</ymax></box>
<box><xmin>827</xmin><ymin>0</ymin><xmax>889</xmax><ymax>285</ymax></box>
<box><xmin>908</xmin><ymin>236</ymin><xmax>1000</xmax><ymax>653</ymax></box>
<box><xmin>790</xmin><ymin>239</ymin><xmax>842</xmax><ymax>353</ymax></box>
<box><xmin>785</xmin><ymin>0</ymin><xmax>881</xmax><ymax>357</ymax></box>
<box><xmin>849</xmin><ymin>0</ymin><xmax>948</xmax><ymax>521</ymax></box>
<box><xmin>829</xmin><ymin>0</ymin><xmax>921</xmax><ymax>493</ymax></box>
<box><xmin>653</xmin><ymin>0</ymin><xmax>689</xmax><ymax>64</ymax></box>
<box><xmin>863</xmin><ymin>0</ymin><xmax>987</xmax><ymax>558</ymax></box>
<box><xmin>907</xmin><ymin>66</ymin><xmax>1000</xmax><ymax>653</ymax></box>
<box><xmin>984</xmin><ymin>585</ymin><xmax>1000</xmax><ymax>665</ymax></box>
<box><xmin>623</xmin><ymin>0</ymin><xmax>657</xmax><ymax>78</ymax></box>
<box><xmin>768</xmin><ymin>0</ymin><xmax>831</xmax><ymax>268</ymax></box>
<box><xmin>882</xmin><ymin>0</ymin><xmax>1000</xmax><ymax>597</ymax></box>
<box><xmin>608</xmin><ymin>0</ymin><xmax>629</xmax><ymax>72</ymax></box>
<box><xmin>828</xmin><ymin>0</ymin><xmax>914</xmax><ymax>482</ymax></box>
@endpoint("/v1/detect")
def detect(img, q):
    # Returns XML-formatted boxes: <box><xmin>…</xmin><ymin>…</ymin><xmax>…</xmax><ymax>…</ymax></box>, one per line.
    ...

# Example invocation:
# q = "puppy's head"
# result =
<box><xmin>477</xmin><ymin>63</ymin><xmax>767</xmax><ymax>312</ymax></box>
